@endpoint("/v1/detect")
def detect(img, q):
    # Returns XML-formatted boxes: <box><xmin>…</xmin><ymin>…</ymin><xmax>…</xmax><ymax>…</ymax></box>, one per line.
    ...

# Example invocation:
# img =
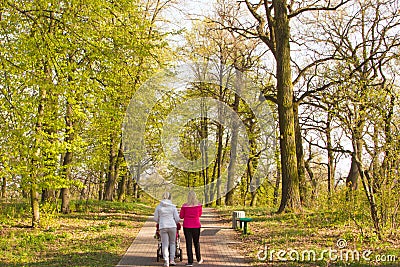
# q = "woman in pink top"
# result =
<box><xmin>179</xmin><ymin>190</ymin><xmax>203</xmax><ymax>266</ymax></box>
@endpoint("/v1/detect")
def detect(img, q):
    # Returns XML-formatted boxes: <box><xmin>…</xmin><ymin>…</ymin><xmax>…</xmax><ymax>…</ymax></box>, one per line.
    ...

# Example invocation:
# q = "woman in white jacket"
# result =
<box><xmin>154</xmin><ymin>192</ymin><xmax>180</xmax><ymax>266</ymax></box>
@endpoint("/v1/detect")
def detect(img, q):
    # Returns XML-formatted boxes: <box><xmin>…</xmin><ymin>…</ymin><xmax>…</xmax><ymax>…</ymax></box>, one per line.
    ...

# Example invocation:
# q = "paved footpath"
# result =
<box><xmin>116</xmin><ymin>208</ymin><xmax>251</xmax><ymax>267</ymax></box>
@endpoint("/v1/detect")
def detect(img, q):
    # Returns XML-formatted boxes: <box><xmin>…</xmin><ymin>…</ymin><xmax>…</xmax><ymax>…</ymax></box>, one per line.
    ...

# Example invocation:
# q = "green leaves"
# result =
<box><xmin>1</xmin><ymin>0</ymin><xmax>168</xmax><ymax>200</ymax></box>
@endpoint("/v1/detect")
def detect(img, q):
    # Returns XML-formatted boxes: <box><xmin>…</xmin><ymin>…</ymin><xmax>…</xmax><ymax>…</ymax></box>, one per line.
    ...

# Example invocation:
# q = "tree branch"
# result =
<box><xmin>288</xmin><ymin>0</ymin><xmax>351</xmax><ymax>19</ymax></box>
<box><xmin>293</xmin><ymin>56</ymin><xmax>336</xmax><ymax>86</ymax></box>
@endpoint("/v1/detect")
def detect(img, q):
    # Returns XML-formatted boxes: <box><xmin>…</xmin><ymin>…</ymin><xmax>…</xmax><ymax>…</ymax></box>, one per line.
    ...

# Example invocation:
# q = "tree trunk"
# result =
<box><xmin>346</xmin><ymin>120</ymin><xmax>364</xmax><ymax>203</ymax></box>
<box><xmin>357</xmin><ymin>164</ymin><xmax>382</xmax><ymax>240</ymax></box>
<box><xmin>1</xmin><ymin>176</ymin><xmax>6</xmax><ymax>198</ymax></box>
<box><xmin>133</xmin><ymin>182</ymin><xmax>140</xmax><ymax>199</ymax></box>
<box><xmin>31</xmin><ymin>184</ymin><xmax>40</xmax><ymax>228</ymax></box>
<box><xmin>127</xmin><ymin>170</ymin><xmax>133</xmax><ymax>196</ymax></box>
<box><xmin>98</xmin><ymin>182</ymin><xmax>103</xmax><ymax>200</ymax></box>
<box><xmin>98</xmin><ymin>170</ymin><xmax>105</xmax><ymax>201</ymax></box>
<box><xmin>31</xmin><ymin>79</ymin><xmax>47</xmax><ymax>227</ymax></box>
<box><xmin>215</xmin><ymin>68</ymin><xmax>225</xmax><ymax>206</ymax></box>
<box><xmin>249</xmin><ymin>158</ymin><xmax>258</xmax><ymax>207</ymax></box>
<box><xmin>41</xmin><ymin>189</ymin><xmax>56</xmax><ymax>203</ymax></box>
<box><xmin>104</xmin><ymin>136</ymin><xmax>119</xmax><ymax>201</ymax></box>
<box><xmin>248</xmin><ymin>128</ymin><xmax>259</xmax><ymax>207</ymax></box>
<box><xmin>273</xmin><ymin>137</ymin><xmax>281</xmax><ymax>206</ymax></box>
<box><xmin>80</xmin><ymin>178</ymin><xmax>88</xmax><ymax>201</ymax></box>
<box><xmin>208</xmin><ymin>147</ymin><xmax>218</xmax><ymax>207</ymax></box>
<box><xmin>61</xmin><ymin>100</ymin><xmax>73</xmax><ymax>214</ymax></box>
<box><xmin>294</xmin><ymin>102</ymin><xmax>307</xmax><ymax>205</ymax></box>
<box><xmin>61</xmin><ymin>147</ymin><xmax>72</xmax><ymax>214</ymax></box>
<box><xmin>61</xmin><ymin>187</ymin><xmax>70</xmax><ymax>213</ymax></box>
<box><xmin>346</xmin><ymin>138</ymin><xmax>362</xmax><ymax>190</ymax></box>
<box><xmin>305</xmin><ymin>151</ymin><xmax>317</xmax><ymax>202</ymax></box>
<box><xmin>113</xmin><ymin>141</ymin><xmax>124</xmax><ymax>200</ymax></box>
<box><xmin>250</xmin><ymin>193</ymin><xmax>257</xmax><ymax>207</ymax></box>
<box><xmin>379</xmin><ymin>91</ymin><xmax>395</xmax><ymax>191</ymax></box>
<box><xmin>275</xmin><ymin>0</ymin><xmax>301</xmax><ymax>213</ymax></box>
<box><xmin>215</xmin><ymin>123</ymin><xmax>223</xmax><ymax>206</ymax></box>
<box><xmin>117</xmin><ymin>174</ymin><xmax>127</xmax><ymax>201</ymax></box>
<box><xmin>326</xmin><ymin>111</ymin><xmax>334</xmax><ymax>200</ymax></box>
<box><xmin>200</xmin><ymin>101</ymin><xmax>210</xmax><ymax>204</ymax></box>
<box><xmin>247</xmin><ymin>161</ymin><xmax>253</xmax><ymax>206</ymax></box>
<box><xmin>134</xmin><ymin>163</ymin><xmax>141</xmax><ymax>199</ymax></box>
<box><xmin>225</xmin><ymin>70</ymin><xmax>242</xmax><ymax>205</ymax></box>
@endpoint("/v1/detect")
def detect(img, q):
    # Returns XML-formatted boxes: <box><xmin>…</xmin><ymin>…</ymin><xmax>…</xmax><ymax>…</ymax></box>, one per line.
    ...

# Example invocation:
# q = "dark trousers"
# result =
<box><xmin>183</xmin><ymin>227</ymin><xmax>201</xmax><ymax>263</ymax></box>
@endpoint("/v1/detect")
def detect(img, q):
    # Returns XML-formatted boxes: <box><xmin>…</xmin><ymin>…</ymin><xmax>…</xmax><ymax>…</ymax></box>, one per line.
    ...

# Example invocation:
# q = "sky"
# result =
<box><xmin>159</xmin><ymin>0</ymin><xmax>216</xmax><ymax>45</ymax></box>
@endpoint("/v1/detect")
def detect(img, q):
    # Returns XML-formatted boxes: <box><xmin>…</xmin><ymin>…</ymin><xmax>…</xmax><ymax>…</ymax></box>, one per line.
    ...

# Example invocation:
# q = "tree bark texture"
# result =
<box><xmin>326</xmin><ymin>112</ymin><xmax>334</xmax><ymax>199</ymax></box>
<box><xmin>104</xmin><ymin>136</ymin><xmax>120</xmax><ymax>201</ymax></box>
<box><xmin>294</xmin><ymin>103</ymin><xmax>307</xmax><ymax>205</ymax></box>
<box><xmin>61</xmin><ymin>101</ymin><xmax>73</xmax><ymax>214</ymax></box>
<box><xmin>1</xmin><ymin>176</ymin><xmax>6</xmax><ymax>198</ymax></box>
<box><xmin>31</xmin><ymin>80</ymin><xmax>47</xmax><ymax>227</ymax></box>
<box><xmin>225</xmin><ymin>70</ymin><xmax>242</xmax><ymax>205</ymax></box>
<box><xmin>274</xmin><ymin>0</ymin><xmax>301</xmax><ymax>213</ymax></box>
<box><xmin>31</xmin><ymin>185</ymin><xmax>40</xmax><ymax>228</ymax></box>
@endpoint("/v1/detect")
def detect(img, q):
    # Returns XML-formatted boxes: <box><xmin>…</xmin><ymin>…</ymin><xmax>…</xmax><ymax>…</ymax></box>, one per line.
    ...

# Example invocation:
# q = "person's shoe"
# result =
<box><xmin>185</xmin><ymin>263</ymin><xmax>193</xmax><ymax>266</ymax></box>
<box><xmin>163</xmin><ymin>263</ymin><xmax>169</xmax><ymax>267</ymax></box>
<box><xmin>170</xmin><ymin>261</ymin><xmax>176</xmax><ymax>266</ymax></box>
<box><xmin>198</xmin><ymin>259</ymin><xmax>203</xmax><ymax>264</ymax></box>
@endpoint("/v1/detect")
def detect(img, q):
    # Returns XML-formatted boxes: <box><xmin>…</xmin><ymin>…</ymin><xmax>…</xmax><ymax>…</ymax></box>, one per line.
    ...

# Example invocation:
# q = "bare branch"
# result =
<box><xmin>293</xmin><ymin>55</ymin><xmax>336</xmax><ymax>86</ymax></box>
<box><xmin>288</xmin><ymin>0</ymin><xmax>351</xmax><ymax>18</ymax></box>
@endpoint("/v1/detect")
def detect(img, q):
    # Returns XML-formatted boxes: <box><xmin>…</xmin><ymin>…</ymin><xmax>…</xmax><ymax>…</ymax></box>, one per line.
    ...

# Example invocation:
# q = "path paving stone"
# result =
<box><xmin>116</xmin><ymin>208</ymin><xmax>251</xmax><ymax>267</ymax></box>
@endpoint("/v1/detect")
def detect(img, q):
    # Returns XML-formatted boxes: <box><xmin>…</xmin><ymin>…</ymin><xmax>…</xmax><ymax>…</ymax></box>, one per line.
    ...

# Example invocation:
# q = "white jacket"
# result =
<box><xmin>153</xmin><ymin>199</ymin><xmax>180</xmax><ymax>229</ymax></box>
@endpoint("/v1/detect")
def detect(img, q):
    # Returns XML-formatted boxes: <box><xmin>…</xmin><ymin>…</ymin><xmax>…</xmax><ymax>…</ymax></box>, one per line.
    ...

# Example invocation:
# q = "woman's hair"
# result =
<box><xmin>162</xmin><ymin>192</ymin><xmax>171</xmax><ymax>200</ymax></box>
<box><xmin>187</xmin><ymin>190</ymin><xmax>199</xmax><ymax>206</ymax></box>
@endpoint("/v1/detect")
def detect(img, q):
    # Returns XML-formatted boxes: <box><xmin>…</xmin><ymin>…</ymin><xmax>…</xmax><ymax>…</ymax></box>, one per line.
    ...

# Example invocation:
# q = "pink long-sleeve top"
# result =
<box><xmin>179</xmin><ymin>204</ymin><xmax>202</xmax><ymax>228</ymax></box>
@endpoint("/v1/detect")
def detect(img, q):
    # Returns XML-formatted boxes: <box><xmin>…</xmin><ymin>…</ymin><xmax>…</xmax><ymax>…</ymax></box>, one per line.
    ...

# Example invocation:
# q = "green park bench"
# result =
<box><xmin>238</xmin><ymin>217</ymin><xmax>253</xmax><ymax>234</ymax></box>
<box><xmin>232</xmin><ymin>211</ymin><xmax>253</xmax><ymax>234</ymax></box>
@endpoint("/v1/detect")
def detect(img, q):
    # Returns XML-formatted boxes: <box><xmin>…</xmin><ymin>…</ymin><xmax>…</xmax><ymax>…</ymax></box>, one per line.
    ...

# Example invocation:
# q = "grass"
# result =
<box><xmin>0</xmin><ymin>199</ymin><xmax>154</xmax><ymax>267</ymax></box>
<box><xmin>2</xmin><ymin>196</ymin><xmax>399</xmax><ymax>267</ymax></box>
<box><xmin>216</xmin><ymin>206</ymin><xmax>400</xmax><ymax>267</ymax></box>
